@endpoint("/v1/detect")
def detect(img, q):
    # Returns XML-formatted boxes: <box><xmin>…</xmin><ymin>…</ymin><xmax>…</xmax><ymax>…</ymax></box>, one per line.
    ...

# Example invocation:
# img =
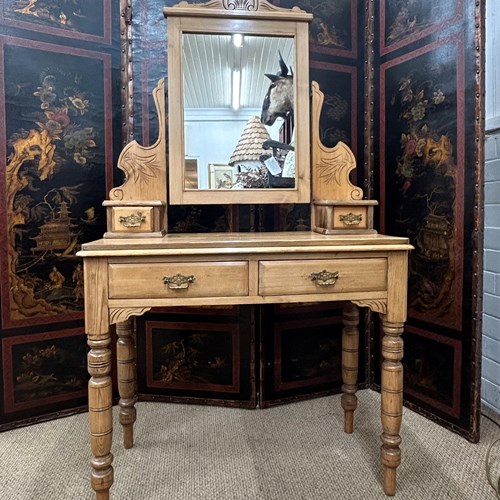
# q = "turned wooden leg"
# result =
<box><xmin>116</xmin><ymin>318</ymin><xmax>137</xmax><ymax>449</ymax></box>
<box><xmin>380</xmin><ymin>318</ymin><xmax>404</xmax><ymax>496</ymax></box>
<box><xmin>88</xmin><ymin>334</ymin><xmax>114</xmax><ymax>500</ymax></box>
<box><xmin>341</xmin><ymin>302</ymin><xmax>359</xmax><ymax>434</ymax></box>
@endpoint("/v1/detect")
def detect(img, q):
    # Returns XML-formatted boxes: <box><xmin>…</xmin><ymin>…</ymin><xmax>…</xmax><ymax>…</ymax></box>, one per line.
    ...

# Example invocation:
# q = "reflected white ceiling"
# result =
<box><xmin>182</xmin><ymin>34</ymin><xmax>294</xmax><ymax>109</ymax></box>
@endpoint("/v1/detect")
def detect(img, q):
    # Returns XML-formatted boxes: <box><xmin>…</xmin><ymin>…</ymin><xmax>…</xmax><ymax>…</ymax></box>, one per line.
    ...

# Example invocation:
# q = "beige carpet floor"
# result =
<box><xmin>0</xmin><ymin>390</ymin><xmax>499</xmax><ymax>500</ymax></box>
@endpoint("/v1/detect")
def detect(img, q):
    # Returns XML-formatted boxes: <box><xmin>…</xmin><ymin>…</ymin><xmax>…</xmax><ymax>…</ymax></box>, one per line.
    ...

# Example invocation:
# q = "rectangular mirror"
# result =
<box><xmin>165</xmin><ymin>1</ymin><xmax>312</xmax><ymax>205</ymax></box>
<box><xmin>183</xmin><ymin>33</ymin><xmax>295</xmax><ymax>191</ymax></box>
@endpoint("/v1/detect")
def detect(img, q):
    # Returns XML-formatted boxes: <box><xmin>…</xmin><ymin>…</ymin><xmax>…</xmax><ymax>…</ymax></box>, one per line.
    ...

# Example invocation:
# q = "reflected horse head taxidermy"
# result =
<box><xmin>261</xmin><ymin>51</ymin><xmax>293</xmax><ymax>126</ymax></box>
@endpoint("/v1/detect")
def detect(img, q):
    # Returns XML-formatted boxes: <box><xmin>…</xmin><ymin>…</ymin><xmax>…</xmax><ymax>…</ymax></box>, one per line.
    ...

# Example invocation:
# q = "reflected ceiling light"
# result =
<box><xmin>232</xmin><ymin>33</ymin><xmax>243</xmax><ymax>48</ymax></box>
<box><xmin>232</xmin><ymin>69</ymin><xmax>241</xmax><ymax>111</ymax></box>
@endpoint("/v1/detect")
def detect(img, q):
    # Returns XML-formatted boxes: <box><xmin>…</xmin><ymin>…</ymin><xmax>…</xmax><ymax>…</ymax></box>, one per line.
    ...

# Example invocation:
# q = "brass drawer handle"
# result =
<box><xmin>310</xmin><ymin>270</ymin><xmax>339</xmax><ymax>286</ymax></box>
<box><xmin>162</xmin><ymin>273</ymin><xmax>196</xmax><ymax>290</ymax></box>
<box><xmin>119</xmin><ymin>213</ymin><xmax>146</xmax><ymax>228</ymax></box>
<box><xmin>339</xmin><ymin>212</ymin><xmax>362</xmax><ymax>225</ymax></box>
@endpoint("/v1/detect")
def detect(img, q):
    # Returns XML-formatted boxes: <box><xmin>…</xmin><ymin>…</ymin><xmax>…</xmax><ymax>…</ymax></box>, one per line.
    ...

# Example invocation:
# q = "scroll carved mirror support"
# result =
<box><xmin>310</xmin><ymin>82</ymin><xmax>378</xmax><ymax>235</ymax></box>
<box><xmin>103</xmin><ymin>80</ymin><xmax>167</xmax><ymax>238</ymax></box>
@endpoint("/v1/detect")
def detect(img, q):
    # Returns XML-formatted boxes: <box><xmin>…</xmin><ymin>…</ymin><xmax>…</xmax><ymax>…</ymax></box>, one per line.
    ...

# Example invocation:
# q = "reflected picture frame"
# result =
<box><xmin>209</xmin><ymin>163</ymin><xmax>234</xmax><ymax>189</ymax></box>
<box><xmin>184</xmin><ymin>158</ymin><xmax>199</xmax><ymax>189</ymax></box>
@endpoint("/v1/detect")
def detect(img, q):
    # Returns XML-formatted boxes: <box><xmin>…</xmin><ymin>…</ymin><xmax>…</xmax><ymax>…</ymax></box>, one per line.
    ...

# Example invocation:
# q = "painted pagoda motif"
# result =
<box><xmin>31</xmin><ymin>201</ymin><xmax>80</xmax><ymax>255</ymax></box>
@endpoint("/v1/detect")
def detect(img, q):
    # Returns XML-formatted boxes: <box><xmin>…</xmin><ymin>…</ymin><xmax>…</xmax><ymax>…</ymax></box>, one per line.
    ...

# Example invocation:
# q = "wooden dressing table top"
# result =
<box><xmin>79</xmin><ymin>231</ymin><xmax>411</xmax><ymax>254</ymax></box>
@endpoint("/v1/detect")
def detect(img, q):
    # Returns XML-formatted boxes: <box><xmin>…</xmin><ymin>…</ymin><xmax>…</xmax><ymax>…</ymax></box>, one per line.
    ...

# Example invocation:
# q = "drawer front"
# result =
<box><xmin>109</xmin><ymin>261</ymin><xmax>249</xmax><ymax>299</ymax></box>
<box><xmin>259</xmin><ymin>258</ymin><xmax>387</xmax><ymax>296</ymax></box>
<box><xmin>333</xmin><ymin>206</ymin><xmax>368</xmax><ymax>229</ymax></box>
<box><xmin>110</xmin><ymin>207</ymin><xmax>154</xmax><ymax>233</ymax></box>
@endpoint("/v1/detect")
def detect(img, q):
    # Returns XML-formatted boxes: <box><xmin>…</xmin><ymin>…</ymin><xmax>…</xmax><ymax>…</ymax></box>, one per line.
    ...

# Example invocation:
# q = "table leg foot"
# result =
<box><xmin>122</xmin><ymin>425</ymin><xmax>134</xmax><ymax>450</ymax></box>
<box><xmin>96</xmin><ymin>490</ymin><xmax>111</xmax><ymax>500</ymax></box>
<box><xmin>383</xmin><ymin>463</ymin><xmax>397</xmax><ymax>496</ymax></box>
<box><xmin>91</xmin><ymin>455</ymin><xmax>114</xmax><ymax>500</ymax></box>
<box><xmin>381</xmin><ymin>439</ymin><xmax>401</xmax><ymax>495</ymax></box>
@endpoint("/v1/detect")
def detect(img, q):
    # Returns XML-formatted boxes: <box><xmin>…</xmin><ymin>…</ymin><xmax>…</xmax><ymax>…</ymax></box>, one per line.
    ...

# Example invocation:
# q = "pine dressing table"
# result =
<box><xmin>77</xmin><ymin>2</ymin><xmax>413</xmax><ymax>499</ymax></box>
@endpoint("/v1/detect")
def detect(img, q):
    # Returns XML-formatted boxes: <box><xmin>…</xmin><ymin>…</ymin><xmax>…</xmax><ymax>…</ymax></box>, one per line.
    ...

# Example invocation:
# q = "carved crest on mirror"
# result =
<box><xmin>223</xmin><ymin>0</ymin><xmax>258</xmax><ymax>10</ymax></box>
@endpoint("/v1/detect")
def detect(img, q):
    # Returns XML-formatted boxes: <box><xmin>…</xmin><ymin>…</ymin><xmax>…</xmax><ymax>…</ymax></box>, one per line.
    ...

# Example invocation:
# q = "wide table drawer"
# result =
<box><xmin>259</xmin><ymin>258</ymin><xmax>387</xmax><ymax>296</ymax></box>
<box><xmin>109</xmin><ymin>261</ymin><xmax>249</xmax><ymax>299</ymax></box>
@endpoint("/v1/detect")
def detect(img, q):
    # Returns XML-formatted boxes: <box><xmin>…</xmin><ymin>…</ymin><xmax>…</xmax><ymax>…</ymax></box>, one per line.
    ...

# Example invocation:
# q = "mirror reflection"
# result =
<box><xmin>182</xmin><ymin>33</ymin><xmax>295</xmax><ymax>190</ymax></box>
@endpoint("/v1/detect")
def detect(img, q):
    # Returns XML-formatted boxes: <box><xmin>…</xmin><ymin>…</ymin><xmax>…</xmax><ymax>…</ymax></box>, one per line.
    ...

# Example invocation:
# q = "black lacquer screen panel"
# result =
<box><xmin>374</xmin><ymin>0</ymin><xmax>482</xmax><ymax>441</ymax></box>
<box><xmin>0</xmin><ymin>0</ymin><xmax>122</xmax><ymax>430</ymax></box>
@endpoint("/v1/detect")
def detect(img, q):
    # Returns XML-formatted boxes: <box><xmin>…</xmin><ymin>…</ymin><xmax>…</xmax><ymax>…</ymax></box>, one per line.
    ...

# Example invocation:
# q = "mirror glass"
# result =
<box><xmin>182</xmin><ymin>33</ymin><xmax>295</xmax><ymax>190</ymax></box>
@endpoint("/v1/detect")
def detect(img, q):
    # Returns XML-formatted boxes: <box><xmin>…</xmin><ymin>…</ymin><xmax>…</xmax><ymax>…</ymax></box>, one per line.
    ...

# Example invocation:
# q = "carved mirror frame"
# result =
<box><xmin>164</xmin><ymin>0</ymin><xmax>313</xmax><ymax>205</ymax></box>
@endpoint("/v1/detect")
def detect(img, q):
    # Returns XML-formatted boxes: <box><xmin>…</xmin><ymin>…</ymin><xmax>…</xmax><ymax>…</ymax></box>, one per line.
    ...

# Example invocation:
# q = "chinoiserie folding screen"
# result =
<box><xmin>129</xmin><ymin>0</ymin><xmax>484</xmax><ymax>441</ymax></box>
<box><xmin>0</xmin><ymin>0</ymin><xmax>483</xmax><ymax>443</ymax></box>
